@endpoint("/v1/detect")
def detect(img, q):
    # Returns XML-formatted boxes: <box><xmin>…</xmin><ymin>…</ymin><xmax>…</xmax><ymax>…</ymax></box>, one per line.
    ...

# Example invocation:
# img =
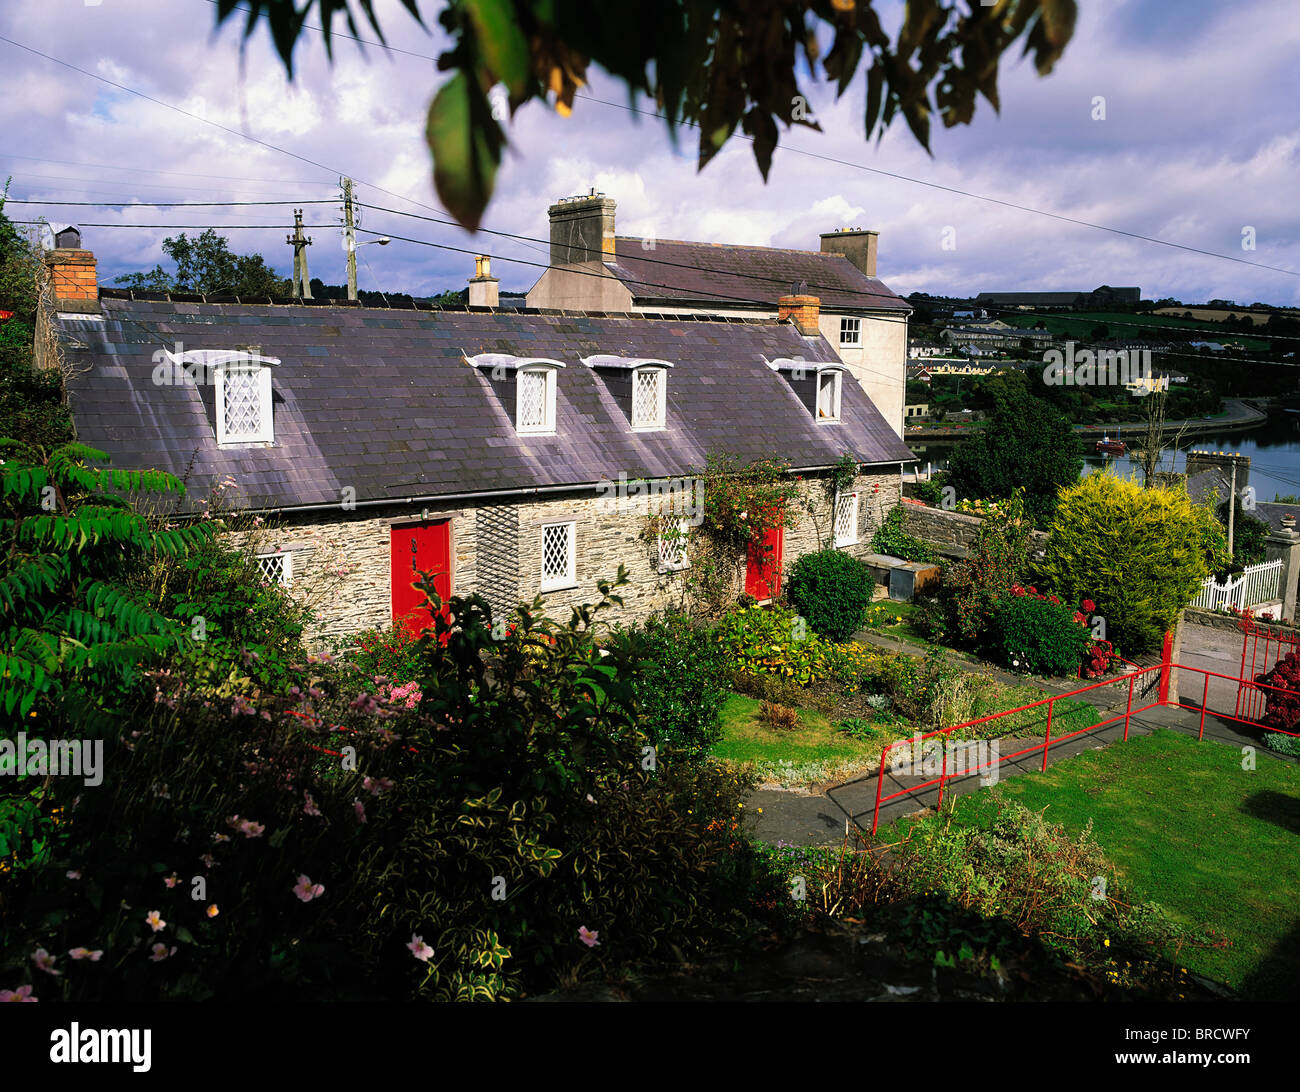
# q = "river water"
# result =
<box><xmin>907</xmin><ymin>412</ymin><xmax>1300</xmax><ymax>502</ymax></box>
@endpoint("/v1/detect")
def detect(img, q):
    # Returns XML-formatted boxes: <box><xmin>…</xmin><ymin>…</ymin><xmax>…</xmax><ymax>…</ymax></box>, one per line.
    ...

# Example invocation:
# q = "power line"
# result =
<box><xmin>0</xmin><ymin>151</ymin><xmax>336</xmax><ymax>187</ymax></box>
<box><xmin>6</xmin><ymin>198</ymin><xmax>336</xmax><ymax>208</ymax></box>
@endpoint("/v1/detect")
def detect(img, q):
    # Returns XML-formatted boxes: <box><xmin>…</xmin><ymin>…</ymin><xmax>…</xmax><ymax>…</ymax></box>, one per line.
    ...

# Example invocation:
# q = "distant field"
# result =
<box><xmin>999</xmin><ymin>311</ymin><xmax>1272</xmax><ymax>351</ymax></box>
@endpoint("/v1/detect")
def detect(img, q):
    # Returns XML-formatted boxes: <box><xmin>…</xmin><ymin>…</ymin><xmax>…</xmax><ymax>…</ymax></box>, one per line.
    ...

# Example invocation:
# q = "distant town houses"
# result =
<box><xmin>940</xmin><ymin>324</ymin><xmax>1054</xmax><ymax>351</ymax></box>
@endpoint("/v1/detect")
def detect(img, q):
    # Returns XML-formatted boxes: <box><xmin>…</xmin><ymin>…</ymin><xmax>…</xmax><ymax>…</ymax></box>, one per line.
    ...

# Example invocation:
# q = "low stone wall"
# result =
<box><xmin>1184</xmin><ymin>606</ymin><xmax>1296</xmax><ymax>636</ymax></box>
<box><xmin>901</xmin><ymin>502</ymin><xmax>1050</xmax><ymax>554</ymax></box>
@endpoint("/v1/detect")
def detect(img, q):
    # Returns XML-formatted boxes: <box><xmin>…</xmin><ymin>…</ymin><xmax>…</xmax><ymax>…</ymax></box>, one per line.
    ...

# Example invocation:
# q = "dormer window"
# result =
<box><xmin>817</xmin><ymin>370</ymin><xmax>842</xmax><ymax>422</ymax></box>
<box><xmin>158</xmin><ymin>348</ymin><xmax>280</xmax><ymax>446</ymax></box>
<box><xmin>468</xmin><ymin>354</ymin><xmax>565</xmax><ymax>436</ymax></box>
<box><xmin>517</xmin><ymin>366</ymin><xmax>556</xmax><ymax>433</ymax></box>
<box><xmin>581</xmin><ymin>355</ymin><xmax>673</xmax><ymax>432</ymax></box>
<box><xmin>766</xmin><ymin>357</ymin><xmax>844</xmax><ymax>424</ymax></box>
<box><xmin>631</xmin><ymin>366</ymin><xmax>667</xmax><ymax>430</ymax></box>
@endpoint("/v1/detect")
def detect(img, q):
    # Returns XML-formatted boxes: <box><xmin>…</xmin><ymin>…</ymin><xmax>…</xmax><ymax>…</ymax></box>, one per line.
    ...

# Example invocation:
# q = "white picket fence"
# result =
<box><xmin>1191</xmin><ymin>559</ymin><xmax>1283</xmax><ymax>612</ymax></box>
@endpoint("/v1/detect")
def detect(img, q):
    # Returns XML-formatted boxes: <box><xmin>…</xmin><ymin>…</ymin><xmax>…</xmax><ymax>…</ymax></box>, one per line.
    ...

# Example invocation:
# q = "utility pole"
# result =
<box><xmin>1227</xmin><ymin>461</ymin><xmax>1237</xmax><ymax>558</ymax></box>
<box><xmin>286</xmin><ymin>209</ymin><xmax>313</xmax><ymax>298</ymax></box>
<box><xmin>341</xmin><ymin>176</ymin><xmax>357</xmax><ymax>301</ymax></box>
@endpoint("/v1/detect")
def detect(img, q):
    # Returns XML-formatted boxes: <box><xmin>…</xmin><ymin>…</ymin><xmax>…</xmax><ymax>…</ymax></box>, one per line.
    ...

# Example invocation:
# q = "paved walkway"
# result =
<box><xmin>744</xmin><ymin>622</ymin><xmax>1291</xmax><ymax>847</ymax></box>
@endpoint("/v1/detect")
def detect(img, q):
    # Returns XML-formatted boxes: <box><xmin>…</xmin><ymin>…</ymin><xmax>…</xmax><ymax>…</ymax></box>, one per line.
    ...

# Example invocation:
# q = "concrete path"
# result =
<box><xmin>743</xmin><ymin>622</ymin><xmax>1293</xmax><ymax>847</ymax></box>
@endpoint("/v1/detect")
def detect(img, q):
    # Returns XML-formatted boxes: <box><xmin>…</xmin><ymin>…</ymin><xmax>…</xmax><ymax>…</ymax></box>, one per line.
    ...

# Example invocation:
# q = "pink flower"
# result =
<box><xmin>294</xmin><ymin>874</ymin><xmax>324</xmax><ymax>902</ymax></box>
<box><xmin>0</xmin><ymin>985</ymin><xmax>36</xmax><ymax>1002</ymax></box>
<box><xmin>303</xmin><ymin>791</ymin><xmax>321</xmax><ymax>817</ymax></box>
<box><xmin>148</xmin><ymin>943</ymin><xmax>176</xmax><ymax>962</ymax></box>
<box><xmin>353</xmin><ymin>799</ymin><xmax>367</xmax><ymax>824</ymax></box>
<box><xmin>31</xmin><ymin>949</ymin><xmax>61</xmax><ymax>976</ymax></box>
<box><xmin>200</xmin><ymin>853</ymin><xmax>216</xmax><ymax>868</ymax></box>
<box><xmin>212</xmin><ymin>833</ymin><xmax>230</xmax><ymax>844</ymax></box>
<box><xmin>66</xmin><ymin>870</ymin><xmax>82</xmax><ymax>880</ymax></box>
<box><xmin>146</xmin><ymin>911</ymin><xmax>166</xmax><ymax>933</ymax></box>
<box><xmin>362</xmin><ymin>776</ymin><xmax>393</xmax><ymax>797</ymax></box>
<box><xmin>407</xmin><ymin>934</ymin><xmax>434</xmax><ymax>962</ymax></box>
<box><xmin>578</xmin><ymin>926</ymin><xmax>600</xmax><ymax>948</ymax></box>
<box><xmin>230</xmin><ymin>695</ymin><xmax>256</xmax><ymax>717</ymax></box>
<box><xmin>68</xmin><ymin>948</ymin><xmax>103</xmax><ymax>962</ymax></box>
<box><xmin>164</xmin><ymin>874</ymin><xmax>179</xmax><ymax>888</ymax></box>
<box><xmin>230</xmin><ymin>817</ymin><xmax>265</xmax><ymax>838</ymax></box>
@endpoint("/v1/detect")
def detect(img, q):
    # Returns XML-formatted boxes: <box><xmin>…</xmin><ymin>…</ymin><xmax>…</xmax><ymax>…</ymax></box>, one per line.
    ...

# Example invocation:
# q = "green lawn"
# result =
<box><xmin>710</xmin><ymin>693</ymin><xmax>907</xmax><ymax>786</ymax></box>
<box><xmin>915</xmin><ymin>730</ymin><xmax>1300</xmax><ymax>999</ymax></box>
<box><xmin>712</xmin><ymin>681</ymin><xmax>1102</xmax><ymax>786</ymax></box>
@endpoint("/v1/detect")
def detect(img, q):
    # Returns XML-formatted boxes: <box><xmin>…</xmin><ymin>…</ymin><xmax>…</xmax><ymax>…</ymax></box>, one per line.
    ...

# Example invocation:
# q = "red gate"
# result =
<box><xmin>1236</xmin><ymin>617</ymin><xmax>1300</xmax><ymax>720</ymax></box>
<box><xmin>390</xmin><ymin>521</ymin><xmax>452</xmax><ymax>637</ymax></box>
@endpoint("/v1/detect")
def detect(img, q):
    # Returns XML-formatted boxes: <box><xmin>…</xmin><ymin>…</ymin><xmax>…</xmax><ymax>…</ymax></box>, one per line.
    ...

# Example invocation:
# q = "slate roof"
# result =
<box><xmin>604</xmin><ymin>238</ymin><xmax>910</xmax><ymax>313</ymax></box>
<box><xmin>58</xmin><ymin>293</ymin><xmax>915</xmax><ymax>515</ymax></box>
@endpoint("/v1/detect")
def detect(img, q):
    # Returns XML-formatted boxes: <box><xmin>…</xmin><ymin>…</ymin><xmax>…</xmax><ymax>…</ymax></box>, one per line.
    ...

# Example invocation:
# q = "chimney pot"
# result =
<box><xmin>468</xmin><ymin>254</ymin><xmax>499</xmax><ymax>308</ymax></box>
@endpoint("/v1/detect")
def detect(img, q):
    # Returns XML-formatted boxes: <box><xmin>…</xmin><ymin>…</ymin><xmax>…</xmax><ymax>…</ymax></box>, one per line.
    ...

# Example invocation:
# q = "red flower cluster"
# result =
<box><xmin>1082</xmin><ymin>640</ymin><xmax>1116</xmax><ymax>679</ymax></box>
<box><xmin>1010</xmin><ymin>584</ymin><xmax>1064</xmax><ymax>609</ymax></box>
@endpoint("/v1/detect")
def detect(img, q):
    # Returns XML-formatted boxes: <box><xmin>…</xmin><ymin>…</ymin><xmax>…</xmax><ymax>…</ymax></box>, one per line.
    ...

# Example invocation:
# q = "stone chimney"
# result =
<box><xmin>43</xmin><ymin>226</ymin><xmax>100</xmax><ymax>312</ymax></box>
<box><xmin>468</xmin><ymin>254</ymin><xmax>499</xmax><ymax>308</ymax></box>
<box><xmin>778</xmin><ymin>293</ymin><xmax>821</xmax><ymax>336</ymax></box>
<box><xmin>548</xmin><ymin>191</ymin><xmax>617</xmax><ymax>267</ymax></box>
<box><xmin>820</xmin><ymin>227</ymin><xmax>878</xmax><ymax>278</ymax></box>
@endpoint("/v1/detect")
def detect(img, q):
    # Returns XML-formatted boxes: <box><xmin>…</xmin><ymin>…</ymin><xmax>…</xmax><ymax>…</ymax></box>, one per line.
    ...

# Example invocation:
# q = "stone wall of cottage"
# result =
<box><xmin>247</xmin><ymin>468</ymin><xmax>902</xmax><ymax>648</ymax></box>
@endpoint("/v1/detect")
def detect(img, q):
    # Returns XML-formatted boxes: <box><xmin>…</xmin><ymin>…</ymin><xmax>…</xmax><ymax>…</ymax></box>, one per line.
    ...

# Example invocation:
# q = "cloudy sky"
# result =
<box><xmin>2</xmin><ymin>0</ymin><xmax>1298</xmax><ymax>306</ymax></box>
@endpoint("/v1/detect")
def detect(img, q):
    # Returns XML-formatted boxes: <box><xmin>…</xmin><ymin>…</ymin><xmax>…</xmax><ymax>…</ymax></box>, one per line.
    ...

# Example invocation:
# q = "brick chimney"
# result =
<box><xmin>468</xmin><ymin>254</ymin><xmax>499</xmax><ymax>308</ymax></box>
<box><xmin>820</xmin><ymin>227</ymin><xmax>878</xmax><ymax>278</ymax></box>
<box><xmin>548</xmin><ymin>191</ymin><xmax>617</xmax><ymax>267</ymax></box>
<box><xmin>778</xmin><ymin>293</ymin><xmax>821</xmax><ymax>336</ymax></box>
<box><xmin>43</xmin><ymin>226</ymin><xmax>100</xmax><ymax>312</ymax></box>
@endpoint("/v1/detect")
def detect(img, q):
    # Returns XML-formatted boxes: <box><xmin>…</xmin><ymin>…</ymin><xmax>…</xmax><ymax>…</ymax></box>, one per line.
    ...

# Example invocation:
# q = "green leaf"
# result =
<box><xmin>465</xmin><ymin>0</ymin><xmax>531</xmax><ymax>100</ymax></box>
<box><xmin>426</xmin><ymin>72</ymin><xmax>503</xmax><ymax>233</ymax></box>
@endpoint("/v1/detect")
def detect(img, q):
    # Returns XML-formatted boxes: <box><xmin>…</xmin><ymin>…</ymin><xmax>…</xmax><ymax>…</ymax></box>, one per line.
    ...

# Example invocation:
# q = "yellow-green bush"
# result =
<box><xmin>1037</xmin><ymin>474</ymin><xmax>1213</xmax><ymax>653</ymax></box>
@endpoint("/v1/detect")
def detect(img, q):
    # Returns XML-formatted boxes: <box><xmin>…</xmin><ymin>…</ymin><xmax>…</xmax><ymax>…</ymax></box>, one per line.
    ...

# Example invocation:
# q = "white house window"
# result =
<box><xmin>216</xmin><ymin>364</ymin><xmax>274</xmax><ymax>444</ymax></box>
<box><xmin>817</xmin><ymin>370</ymin><xmax>842</xmax><ymax>422</ymax></box>
<box><xmin>540</xmin><ymin>522</ymin><xmax>576</xmax><ymax>590</ymax></box>
<box><xmin>839</xmin><ymin>318</ymin><xmax>861</xmax><ymax>346</ymax></box>
<box><xmin>255</xmin><ymin>551</ymin><xmax>292</xmax><ymax>587</ymax></box>
<box><xmin>631</xmin><ymin>366</ymin><xmax>667</xmax><ymax>430</ymax></box>
<box><xmin>834</xmin><ymin>492</ymin><xmax>859</xmax><ymax>548</ymax></box>
<box><xmin>657</xmin><ymin>516</ymin><xmax>690</xmax><ymax>572</ymax></box>
<box><xmin>516</xmin><ymin>367</ymin><xmax>556</xmax><ymax>434</ymax></box>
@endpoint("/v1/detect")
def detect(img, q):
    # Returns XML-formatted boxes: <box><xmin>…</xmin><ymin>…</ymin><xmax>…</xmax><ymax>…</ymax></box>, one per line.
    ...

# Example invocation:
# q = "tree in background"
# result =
<box><xmin>946</xmin><ymin>369</ymin><xmax>1082</xmax><ymax>525</ymax></box>
<box><xmin>218</xmin><ymin>0</ymin><xmax>1077</xmax><ymax>229</ymax></box>
<box><xmin>1037</xmin><ymin>474</ymin><xmax>1215</xmax><ymax>653</ymax></box>
<box><xmin>0</xmin><ymin>184</ymin><xmax>73</xmax><ymax>450</ymax></box>
<box><xmin>115</xmin><ymin>229</ymin><xmax>290</xmax><ymax>298</ymax></box>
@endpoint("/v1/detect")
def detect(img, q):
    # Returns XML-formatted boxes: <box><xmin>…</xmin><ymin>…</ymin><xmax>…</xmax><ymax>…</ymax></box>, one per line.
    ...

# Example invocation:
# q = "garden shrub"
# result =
<box><xmin>989</xmin><ymin>591</ymin><xmax>1094</xmax><ymax>676</ymax></box>
<box><xmin>1257</xmin><ymin>652</ymin><xmax>1300</xmax><ymax>735</ymax></box>
<box><xmin>917</xmin><ymin>492</ymin><xmax>1032</xmax><ymax>650</ymax></box>
<box><xmin>0</xmin><ymin>573</ymin><xmax>768</xmax><ymax>1002</ymax></box>
<box><xmin>869</xmin><ymin>504</ymin><xmax>939</xmax><ymax>563</ymax></box>
<box><xmin>1037</xmin><ymin>474</ymin><xmax>1213</xmax><ymax>653</ymax></box>
<box><xmin>785</xmin><ymin>548</ymin><xmax>875</xmax><ymax>640</ymax></box>
<box><xmin>1263</xmin><ymin>731</ymin><xmax>1300</xmax><ymax>757</ymax></box>
<box><xmin>342</xmin><ymin>623</ymin><xmax>426</xmax><ymax>684</ymax></box>
<box><xmin>608</xmin><ymin>612</ymin><xmax>729</xmax><ymax>759</ymax></box>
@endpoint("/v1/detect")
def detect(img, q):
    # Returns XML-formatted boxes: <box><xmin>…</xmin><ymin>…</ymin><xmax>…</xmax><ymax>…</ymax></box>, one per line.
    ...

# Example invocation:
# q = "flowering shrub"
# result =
<box><xmin>344</xmin><ymin>624</ymin><xmax>426</xmax><ymax>684</ymax></box>
<box><xmin>990</xmin><ymin>588</ymin><xmax>1094</xmax><ymax>676</ymax></box>
<box><xmin>1257</xmin><ymin>652</ymin><xmax>1300</xmax><ymax>737</ymax></box>
<box><xmin>713</xmin><ymin>604</ymin><xmax>885</xmax><ymax>690</ymax></box>
<box><xmin>785</xmin><ymin>549</ymin><xmax>876</xmax><ymax>641</ymax></box>
<box><xmin>696</xmin><ymin>452</ymin><xmax>800</xmax><ymax>550</ymax></box>
<box><xmin>0</xmin><ymin>573</ymin><xmax>765</xmax><ymax>1002</ymax></box>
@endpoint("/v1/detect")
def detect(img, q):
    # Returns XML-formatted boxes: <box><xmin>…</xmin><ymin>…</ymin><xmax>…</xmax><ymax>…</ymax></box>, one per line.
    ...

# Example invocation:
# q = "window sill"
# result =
<box><xmin>539</xmin><ymin>581</ymin><xmax>578</xmax><ymax>593</ymax></box>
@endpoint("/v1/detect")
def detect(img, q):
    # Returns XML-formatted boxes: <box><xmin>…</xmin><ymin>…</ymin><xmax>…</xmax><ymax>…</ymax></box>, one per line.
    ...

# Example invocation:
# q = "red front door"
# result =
<box><xmin>745</xmin><ymin>526</ymin><xmax>784</xmax><ymax>601</ymax></box>
<box><xmin>390</xmin><ymin>521</ymin><xmax>452</xmax><ymax>636</ymax></box>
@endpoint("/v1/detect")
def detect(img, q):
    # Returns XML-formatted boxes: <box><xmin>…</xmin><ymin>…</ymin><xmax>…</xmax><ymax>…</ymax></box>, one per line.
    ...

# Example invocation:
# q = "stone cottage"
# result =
<box><xmin>45</xmin><ymin>241</ymin><xmax>917</xmax><ymax>645</ymax></box>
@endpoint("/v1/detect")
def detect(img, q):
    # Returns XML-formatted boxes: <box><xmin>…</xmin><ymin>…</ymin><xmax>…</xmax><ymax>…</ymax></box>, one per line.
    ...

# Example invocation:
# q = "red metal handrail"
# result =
<box><xmin>869</xmin><ymin>662</ymin><xmax>1300</xmax><ymax>835</ymax></box>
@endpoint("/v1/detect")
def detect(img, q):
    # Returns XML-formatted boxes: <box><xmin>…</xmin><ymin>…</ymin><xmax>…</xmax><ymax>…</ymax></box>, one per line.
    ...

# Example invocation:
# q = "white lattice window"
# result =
<box><xmin>540</xmin><ymin>522</ymin><xmax>575</xmax><ymax>590</ymax></box>
<box><xmin>631</xmin><ymin>366</ymin><xmax>667</xmax><ymax>429</ymax></box>
<box><xmin>834</xmin><ymin>492</ymin><xmax>859</xmax><ymax>547</ymax></box>
<box><xmin>255</xmin><ymin>551</ymin><xmax>292</xmax><ymax>587</ymax></box>
<box><xmin>657</xmin><ymin>516</ymin><xmax>690</xmax><ymax>572</ymax></box>
<box><xmin>840</xmin><ymin>318</ymin><xmax>861</xmax><ymax>346</ymax></box>
<box><xmin>817</xmin><ymin>370</ymin><xmax>842</xmax><ymax>422</ymax></box>
<box><xmin>216</xmin><ymin>364</ymin><xmax>274</xmax><ymax>444</ymax></box>
<box><xmin>516</xmin><ymin>367</ymin><xmax>556</xmax><ymax>434</ymax></box>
